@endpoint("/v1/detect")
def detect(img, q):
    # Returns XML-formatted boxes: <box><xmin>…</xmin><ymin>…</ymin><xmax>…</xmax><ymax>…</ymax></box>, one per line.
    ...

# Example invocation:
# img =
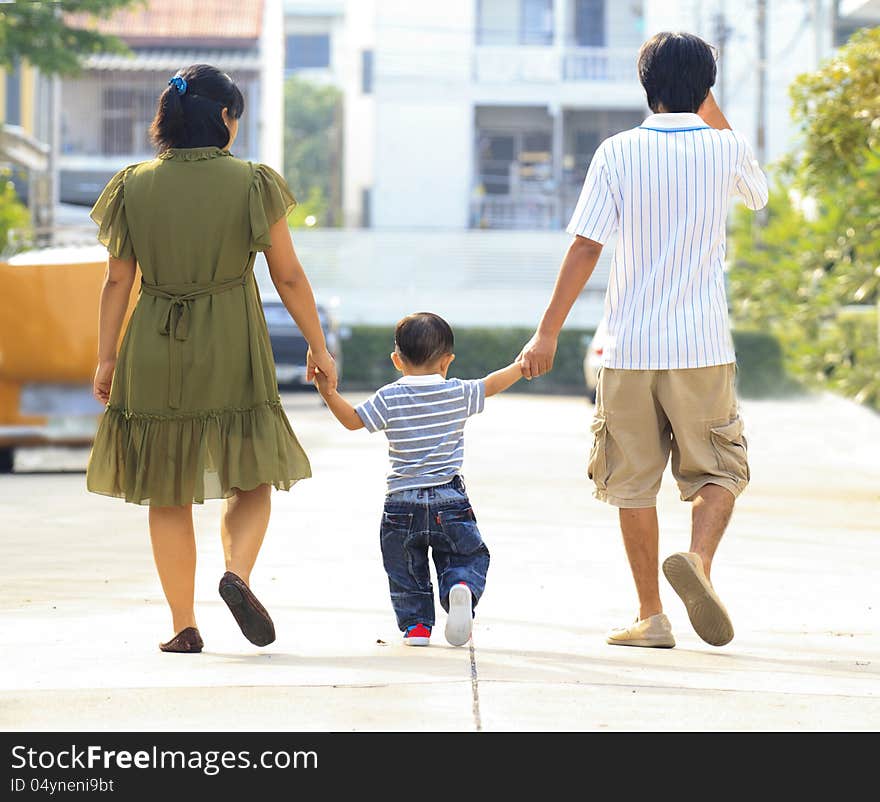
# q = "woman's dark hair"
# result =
<box><xmin>638</xmin><ymin>32</ymin><xmax>717</xmax><ymax>113</ymax></box>
<box><xmin>394</xmin><ymin>312</ymin><xmax>454</xmax><ymax>366</ymax></box>
<box><xmin>149</xmin><ymin>64</ymin><xmax>245</xmax><ymax>152</ymax></box>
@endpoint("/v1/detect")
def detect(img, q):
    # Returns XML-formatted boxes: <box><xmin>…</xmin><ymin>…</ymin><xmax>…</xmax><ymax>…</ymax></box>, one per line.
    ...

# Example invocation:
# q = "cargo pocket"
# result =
<box><xmin>710</xmin><ymin>417</ymin><xmax>749</xmax><ymax>482</ymax></box>
<box><xmin>587</xmin><ymin>416</ymin><xmax>609</xmax><ymax>490</ymax></box>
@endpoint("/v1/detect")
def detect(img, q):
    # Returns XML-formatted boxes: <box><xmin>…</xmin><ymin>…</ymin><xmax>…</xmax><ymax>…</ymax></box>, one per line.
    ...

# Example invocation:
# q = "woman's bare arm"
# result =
<box><xmin>93</xmin><ymin>255</ymin><xmax>137</xmax><ymax>403</ymax></box>
<box><xmin>264</xmin><ymin>216</ymin><xmax>337</xmax><ymax>388</ymax></box>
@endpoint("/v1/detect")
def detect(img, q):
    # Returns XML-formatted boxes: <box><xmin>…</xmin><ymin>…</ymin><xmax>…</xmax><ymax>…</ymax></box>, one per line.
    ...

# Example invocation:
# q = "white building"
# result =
<box><xmin>284</xmin><ymin>0</ymin><xmax>878</xmax><ymax>231</ymax></box>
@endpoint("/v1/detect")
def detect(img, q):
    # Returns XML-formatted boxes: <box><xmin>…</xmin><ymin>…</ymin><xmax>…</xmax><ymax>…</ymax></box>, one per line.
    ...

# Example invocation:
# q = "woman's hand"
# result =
<box><xmin>518</xmin><ymin>332</ymin><xmax>558</xmax><ymax>380</ymax></box>
<box><xmin>93</xmin><ymin>360</ymin><xmax>116</xmax><ymax>404</ymax></box>
<box><xmin>307</xmin><ymin>346</ymin><xmax>337</xmax><ymax>390</ymax></box>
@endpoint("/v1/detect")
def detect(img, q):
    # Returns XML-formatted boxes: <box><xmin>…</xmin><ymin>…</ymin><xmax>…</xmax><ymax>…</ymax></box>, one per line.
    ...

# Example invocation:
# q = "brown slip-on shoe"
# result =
<box><xmin>662</xmin><ymin>552</ymin><xmax>734</xmax><ymax>646</ymax></box>
<box><xmin>159</xmin><ymin>627</ymin><xmax>204</xmax><ymax>653</ymax></box>
<box><xmin>218</xmin><ymin>571</ymin><xmax>276</xmax><ymax>647</ymax></box>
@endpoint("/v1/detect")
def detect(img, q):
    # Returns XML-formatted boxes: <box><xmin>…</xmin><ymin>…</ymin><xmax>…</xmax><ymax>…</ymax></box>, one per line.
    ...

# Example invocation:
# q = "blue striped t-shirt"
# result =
<box><xmin>355</xmin><ymin>373</ymin><xmax>486</xmax><ymax>494</ymax></box>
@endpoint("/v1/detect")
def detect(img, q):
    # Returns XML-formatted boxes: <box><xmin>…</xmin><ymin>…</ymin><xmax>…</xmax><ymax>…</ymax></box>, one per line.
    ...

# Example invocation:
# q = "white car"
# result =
<box><xmin>583</xmin><ymin>318</ymin><xmax>607</xmax><ymax>404</ymax></box>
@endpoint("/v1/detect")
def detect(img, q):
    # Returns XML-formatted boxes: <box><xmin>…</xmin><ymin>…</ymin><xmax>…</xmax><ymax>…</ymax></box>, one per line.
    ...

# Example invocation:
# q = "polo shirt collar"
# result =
<box><xmin>397</xmin><ymin>373</ymin><xmax>447</xmax><ymax>385</ymax></box>
<box><xmin>640</xmin><ymin>112</ymin><xmax>709</xmax><ymax>132</ymax></box>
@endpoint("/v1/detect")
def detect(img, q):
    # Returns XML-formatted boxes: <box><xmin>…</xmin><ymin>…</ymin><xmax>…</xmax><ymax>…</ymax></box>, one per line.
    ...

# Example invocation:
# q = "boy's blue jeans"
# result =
<box><xmin>380</xmin><ymin>476</ymin><xmax>490</xmax><ymax>631</ymax></box>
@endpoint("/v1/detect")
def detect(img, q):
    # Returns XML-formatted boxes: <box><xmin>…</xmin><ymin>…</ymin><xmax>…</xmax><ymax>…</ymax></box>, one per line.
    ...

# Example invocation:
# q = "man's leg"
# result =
<box><xmin>660</xmin><ymin>365</ymin><xmax>747</xmax><ymax>645</ymax></box>
<box><xmin>592</xmin><ymin>368</ymin><xmax>671</xmax><ymax>627</ymax></box>
<box><xmin>619</xmin><ymin>507</ymin><xmax>662</xmax><ymax>620</ymax></box>
<box><xmin>689</xmin><ymin>483</ymin><xmax>735</xmax><ymax>581</ymax></box>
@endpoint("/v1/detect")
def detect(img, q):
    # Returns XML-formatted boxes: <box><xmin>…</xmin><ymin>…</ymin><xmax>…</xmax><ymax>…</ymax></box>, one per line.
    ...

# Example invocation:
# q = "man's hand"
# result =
<box><xmin>697</xmin><ymin>89</ymin><xmax>731</xmax><ymax>130</ymax></box>
<box><xmin>518</xmin><ymin>333</ymin><xmax>558</xmax><ymax>380</ymax></box>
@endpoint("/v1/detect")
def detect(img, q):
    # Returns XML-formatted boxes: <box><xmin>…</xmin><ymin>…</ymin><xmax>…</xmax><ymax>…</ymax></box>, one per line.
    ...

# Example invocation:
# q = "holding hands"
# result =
<box><xmin>308</xmin><ymin>346</ymin><xmax>338</xmax><ymax>394</ymax></box>
<box><xmin>517</xmin><ymin>332</ymin><xmax>557</xmax><ymax>380</ymax></box>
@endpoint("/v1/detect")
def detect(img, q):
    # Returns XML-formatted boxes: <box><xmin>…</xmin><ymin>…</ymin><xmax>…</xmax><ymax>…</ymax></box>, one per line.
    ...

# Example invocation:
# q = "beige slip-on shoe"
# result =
<box><xmin>662</xmin><ymin>552</ymin><xmax>734</xmax><ymax>647</ymax></box>
<box><xmin>606</xmin><ymin>613</ymin><xmax>675</xmax><ymax>648</ymax></box>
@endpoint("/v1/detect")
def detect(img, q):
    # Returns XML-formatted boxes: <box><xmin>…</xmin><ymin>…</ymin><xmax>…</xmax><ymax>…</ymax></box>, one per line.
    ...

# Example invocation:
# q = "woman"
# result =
<box><xmin>87</xmin><ymin>64</ymin><xmax>337</xmax><ymax>653</ymax></box>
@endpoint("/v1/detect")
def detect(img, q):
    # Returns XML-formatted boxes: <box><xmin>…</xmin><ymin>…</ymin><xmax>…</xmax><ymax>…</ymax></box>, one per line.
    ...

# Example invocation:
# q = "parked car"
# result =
<box><xmin>252</xmin><ymin>252</ymin><xmax>343</xmax><ymax>390</ymax></box>
<box><xmin>261</xmin><ymin>299</ymin><xmax>342</xmax><ymax>390</ymax></box>
<box><xmin>583</xmin><ymin>318</ymin><xmax>607</xmax><ymax>404</ymax></box>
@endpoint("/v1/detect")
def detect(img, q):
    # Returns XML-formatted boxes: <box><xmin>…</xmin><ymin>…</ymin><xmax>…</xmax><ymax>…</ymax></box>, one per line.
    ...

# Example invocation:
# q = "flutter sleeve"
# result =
<box><xmin>249</xmin><ymin>163</ymin><xmax>297</xmax><ymax>251</ymax></box>
<box><xmin>89</xmin><ymin>167</ymin><xmax>134</xmax><ymax>260</ymax></box>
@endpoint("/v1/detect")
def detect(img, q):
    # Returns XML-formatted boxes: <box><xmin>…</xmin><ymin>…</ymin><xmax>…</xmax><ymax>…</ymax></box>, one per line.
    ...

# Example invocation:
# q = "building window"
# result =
<box><xmin>286</xmin><ymin>34</ymin><xmax>331</xmax><ymax>71</ymax></box>
<box><xmin>362</xmin><ymin>50</ymin><xmax>374</xmax><ymax>94</ymax></box>
<box><xmin>101</xmin><ymin>87</ymin><xmax>154</xmax><ymax>156</ymax></box>
<box><xmin>476</xmin><ymin>129</ymin><xmax>552</xmax><ymax>196</ymax></box>
<box><xmin>5</xmin><ymin>62</ymin><xmax>21</xmax><ymax>126</ymax></box>
<box><xmin>573</xmin><ymin>0</ymin><xmax>605</xmax><ymax>47</ymax></box>
<box><xmin>477</xmin><ymin>0</ymin><xmax>554</xmax><ymax>45</ymax></box>
<box><xmin>521</xmin><ymin>0</ymin><xmax>553</xmax><ymax>45</ymax></box>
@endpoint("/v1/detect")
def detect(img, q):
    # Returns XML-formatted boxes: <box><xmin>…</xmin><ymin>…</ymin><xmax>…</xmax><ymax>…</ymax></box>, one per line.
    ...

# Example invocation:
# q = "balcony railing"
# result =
<box><xmin>474</xmin><ymin>46</ymin><xmax>637</xmax><ymax>84</ymax></box>
<box><xmin>471</xmin><ymin>195</ymin><xmax>560</xmax><ymax>230</ymax></box>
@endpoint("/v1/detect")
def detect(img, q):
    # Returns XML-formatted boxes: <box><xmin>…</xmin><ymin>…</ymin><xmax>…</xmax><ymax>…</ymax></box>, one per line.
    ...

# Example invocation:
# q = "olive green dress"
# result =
<box><xmin>86</xmin><ymin>145</ymin><xmax>312</xmax><ymax>506</ymax></box>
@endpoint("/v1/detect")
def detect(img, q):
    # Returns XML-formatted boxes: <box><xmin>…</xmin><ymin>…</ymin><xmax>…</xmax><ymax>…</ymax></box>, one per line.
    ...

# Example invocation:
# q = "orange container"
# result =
<box><xmin>0</xmin><ymin>246</ymin><xmax>138</xmax><ymax>460</ymax></box>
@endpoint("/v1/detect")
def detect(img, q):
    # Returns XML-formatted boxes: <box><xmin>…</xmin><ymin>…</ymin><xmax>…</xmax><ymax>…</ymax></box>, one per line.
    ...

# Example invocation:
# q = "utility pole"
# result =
<box><xmin>755</xmin><ymin>0</ymin><xmax>768</xmax><ymax>227</ymax></box>
<box><xmin>712</xmin><ymin>1</ymin><xmax>732</xmax><ymax>108</ymax></box>
<box><xmin>755</xmin><ymin>0</ymin><xmax>767</xmax><ymax>167</ymax></box>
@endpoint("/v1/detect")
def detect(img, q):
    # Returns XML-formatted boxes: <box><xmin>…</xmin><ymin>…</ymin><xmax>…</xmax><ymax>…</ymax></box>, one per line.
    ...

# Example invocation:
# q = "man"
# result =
<box><xmin>520</xmin><ymin>32</ymin><xmax>768</xmax><ymax>648</ymax></box>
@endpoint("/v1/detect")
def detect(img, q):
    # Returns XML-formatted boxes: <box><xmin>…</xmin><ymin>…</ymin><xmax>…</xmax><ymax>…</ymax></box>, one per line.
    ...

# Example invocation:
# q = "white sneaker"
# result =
<box><xmin>445</xmin><ymin>583</ymin><xmax>473</xmax><ymax>646</ymax></box>
<box><xmin>606</xmin><ymin>613</ymin><xmax>675</xmax><ymax>648</ymax></box>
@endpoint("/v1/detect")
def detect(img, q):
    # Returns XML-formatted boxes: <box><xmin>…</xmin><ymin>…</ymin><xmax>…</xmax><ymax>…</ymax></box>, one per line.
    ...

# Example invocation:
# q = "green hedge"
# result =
<box><xmin>338</xmin><ymin>325</ymin><xmax>799</xmax><ymax>399</ymax></box>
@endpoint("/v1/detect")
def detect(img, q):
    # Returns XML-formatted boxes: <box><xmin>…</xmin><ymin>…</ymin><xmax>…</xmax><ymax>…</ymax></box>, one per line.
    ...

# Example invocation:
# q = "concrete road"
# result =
<box><xmin>1</xmin><ymin>391</ymin><xmax>878</xmax><ymax>731</ymax></box>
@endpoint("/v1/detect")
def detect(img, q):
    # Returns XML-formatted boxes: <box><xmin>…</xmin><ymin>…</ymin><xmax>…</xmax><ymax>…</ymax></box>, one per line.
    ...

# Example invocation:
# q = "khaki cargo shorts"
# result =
<box><xmin>588</xmin><ymin>364</ymin><xmax>749</xmax><ymax>508</ymax></box>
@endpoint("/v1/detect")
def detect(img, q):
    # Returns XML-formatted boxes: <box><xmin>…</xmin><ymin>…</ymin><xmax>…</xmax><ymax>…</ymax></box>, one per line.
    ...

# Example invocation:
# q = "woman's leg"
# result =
<box><xmin>220</xmin><ymin>484</ymin><xmax>271</xmax><ymax>586</ymax></box>
<box><xmin>148</xmin><ymin>504</ymin><xmax>197</xmax><ymax>634</ymax></box>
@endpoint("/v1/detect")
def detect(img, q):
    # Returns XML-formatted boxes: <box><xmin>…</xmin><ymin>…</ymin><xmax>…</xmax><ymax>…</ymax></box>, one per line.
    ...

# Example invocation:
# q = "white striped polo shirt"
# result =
<box><xmin>355</xmin><ymin>373</ymin><xmax>485</xmax><ymax>494</ymax></box>
<box><xmin>567</xmin><ymin>112</ymin><xmax>769</xmax><ymax>370</ymax></box>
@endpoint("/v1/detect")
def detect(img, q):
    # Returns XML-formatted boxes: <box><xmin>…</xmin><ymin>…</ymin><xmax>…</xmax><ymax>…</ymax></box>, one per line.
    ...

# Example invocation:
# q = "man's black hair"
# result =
<box><xmin>394</xmin><ymin>312</ymin><xmax>454</xmax><ymax>366</ymax></box>
<box><xmin>638</xmin><ymin>32</ymin><xmax>717</xmax><ymax>114</ymax></box>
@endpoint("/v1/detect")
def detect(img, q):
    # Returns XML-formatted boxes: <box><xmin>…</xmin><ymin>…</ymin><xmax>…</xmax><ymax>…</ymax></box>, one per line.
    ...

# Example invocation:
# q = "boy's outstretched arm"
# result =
<box><xmin>313</xmin><ymin>371</ymin><xmax>364</xmax><ymax>430</ymax></box>
<box><xmin>484</xmin><ymin>361</ymin><xmax>525</xmax><ymax>398</ymax></box>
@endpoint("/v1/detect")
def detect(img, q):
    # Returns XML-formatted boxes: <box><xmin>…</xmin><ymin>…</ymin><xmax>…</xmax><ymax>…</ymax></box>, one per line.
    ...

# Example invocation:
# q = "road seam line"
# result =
<box><xmin>469</xmin><ymin>636</ymin><xmax>482</xmax><ymax>732</ymax></box>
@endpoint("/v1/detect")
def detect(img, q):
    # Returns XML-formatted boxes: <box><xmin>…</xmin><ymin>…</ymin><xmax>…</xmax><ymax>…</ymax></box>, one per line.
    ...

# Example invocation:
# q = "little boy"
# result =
<box><xmin>313</xmin><ymin>312</ymin><xmax>523</xmax><ymax>646</ymax></box>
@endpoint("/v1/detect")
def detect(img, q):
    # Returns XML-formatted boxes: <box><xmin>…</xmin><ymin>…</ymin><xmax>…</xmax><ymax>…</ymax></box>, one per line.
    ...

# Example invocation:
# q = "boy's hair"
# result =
<box><xmin>394</xmin><ymin>312</ymin><xmax>454</xmax><ymax>366</ymax></box>
<box><xmin>638</xmin><ymin>32</ymin><xmax>717</xmax><ymax>114</ymax></box>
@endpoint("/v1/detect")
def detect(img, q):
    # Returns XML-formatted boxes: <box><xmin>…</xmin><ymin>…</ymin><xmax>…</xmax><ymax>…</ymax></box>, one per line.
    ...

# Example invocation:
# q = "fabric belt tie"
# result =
<box><xmin>141</xmin><ymin>272</ymin><xmax>250</xmax><ymax>409</ymax></box>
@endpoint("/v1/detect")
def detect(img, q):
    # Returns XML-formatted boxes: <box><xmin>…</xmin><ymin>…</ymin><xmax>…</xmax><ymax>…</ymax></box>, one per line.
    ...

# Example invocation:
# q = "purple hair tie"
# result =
<box><xmin>168</xmin><ymin>75</ymin><xmax>187</xmax><ymax>96</ymax></box>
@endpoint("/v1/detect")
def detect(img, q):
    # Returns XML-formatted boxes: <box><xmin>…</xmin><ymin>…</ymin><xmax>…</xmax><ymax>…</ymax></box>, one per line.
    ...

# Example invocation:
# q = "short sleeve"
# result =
<box><xmin>90</xmin><ymin>167</ymin><xmax>134</xmax><ymax>260</ymax></box>
<box><xmin>355</xmin><ymin>389</ymin><xmax>391</xmax><ymax>433</ymax></box>
<box><xmin>731</xmin><ymin>133</ymin><xmax>769</xmax><ymax>211</ymax></box>
<box><xmin>459</xmin><ymin>379</ymin><xmax>485</xmax><ymax>417</ymax></box>
<box><xmin>249</xmin><ymin>163</ymin><xmax>297</xmax><ymax>251</ymax></box>
<box><xmin>566</xmin><ymin>142</ymin><xmax>619</xmax><ymax>244</ymax></box>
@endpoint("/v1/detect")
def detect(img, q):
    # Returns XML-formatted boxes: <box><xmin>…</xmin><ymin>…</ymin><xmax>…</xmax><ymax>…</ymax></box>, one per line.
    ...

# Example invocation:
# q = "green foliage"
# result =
<box><xmin>789</xmin><ymin>26</ymin><xmax>880</xmax><ymax>190</ymax></box>
<box><xmin>729</xmin><ymin>26</ymin><xmax>880</xmax><ymax>410</ymax></box>
<box><xmin>284</xmin><ymin>76</ymin><xmax>342</xmax><ymax>227</ymax></box>
<box><xmin>0</xmin><ymin>172</ymin><xmax>31</xmax><ymax>255</ymax></box>
<box><xmin>0</xmin><ymin>1</ymin><xmax>142</xmax><ymax>76</ymax></box>
<box><xmin>288</xmin><ymin>185</ymin><xmax>328</xmax><ymax>229</ymax></box>
<box><xmin>338</xmin><ymin>325</ymin><xmax>788</xmax><ymax>398</ymax></box>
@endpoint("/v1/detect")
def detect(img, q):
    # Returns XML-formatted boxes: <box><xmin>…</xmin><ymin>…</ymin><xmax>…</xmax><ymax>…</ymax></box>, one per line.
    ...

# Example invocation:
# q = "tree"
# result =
<box><xmin>0</xmin><ymin>0</ymin><xmax>142</xmax><ymax>76</ymax></box>
<box><xmin>0</xmin><ymin>169</ymin><xmax>30</xmax><ymax>255</ymax></box>
<box><xmin>728</xmin><ymin>26</ymin><xmax>880</xmax><ymax>409</ymax></box>
<box><xmin>283</xmin><ymin>76</ymin><xmax>342</xmax><ymax>227</ymax></box>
